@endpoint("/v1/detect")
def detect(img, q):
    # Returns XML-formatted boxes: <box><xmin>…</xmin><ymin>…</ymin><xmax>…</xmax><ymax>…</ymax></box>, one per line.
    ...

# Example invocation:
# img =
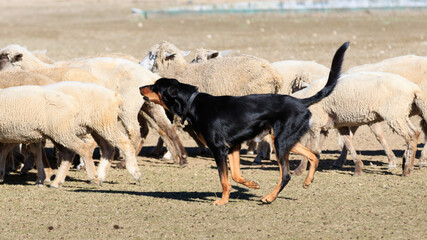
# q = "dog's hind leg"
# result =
<box><xmin>228</xmin><ymin>144</ymin><xmax>259</xmax><ymax>189</ymax></box>
<box><xmin>290</xmin><ymin>142</ymin><xmax>318</xmax><ymax>188</ymax></box>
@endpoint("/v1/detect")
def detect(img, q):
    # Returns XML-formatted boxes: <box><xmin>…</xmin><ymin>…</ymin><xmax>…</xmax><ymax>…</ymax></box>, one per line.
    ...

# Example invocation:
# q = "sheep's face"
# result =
<box><xmin>140</xmin><ymin>41</ymin><xmax>190</xmax><ymax>73</ymax></box>
<box><xmin>0</xmin><ymin>52</ymin><xmax>22</xmax><ymax>71</ymax></box>
<box><xmin>191</xmin><ymin>49</ymin><xmax>231</xmax><ymax>63</ymax></box>
<box><xmin>140</xmin><ymin>49</ymin><xmax>158</xmax><ymax>72</ymax></box>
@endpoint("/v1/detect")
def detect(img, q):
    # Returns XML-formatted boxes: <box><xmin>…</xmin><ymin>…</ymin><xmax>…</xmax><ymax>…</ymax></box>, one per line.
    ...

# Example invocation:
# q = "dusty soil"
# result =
<box><xmin>0</xmin><ymin>1</ymin><xmax>426</xmax><ymax>239</ymax></box>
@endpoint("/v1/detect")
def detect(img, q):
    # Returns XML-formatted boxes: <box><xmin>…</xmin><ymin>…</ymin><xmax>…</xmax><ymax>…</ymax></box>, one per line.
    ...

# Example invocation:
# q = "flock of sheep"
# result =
<box><xmin>0</xmin><ymin>41</ymin><xmax>425</xmax><ymax>191</ymax></box>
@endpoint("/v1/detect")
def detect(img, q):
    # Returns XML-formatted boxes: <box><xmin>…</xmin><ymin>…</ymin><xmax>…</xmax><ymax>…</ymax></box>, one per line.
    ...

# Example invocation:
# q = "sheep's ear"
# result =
<box><xmin>182</xmin><ymin>51</ymin><xmax>190</xmax><ymax>57</ymax></box>
<box><xmin>12</xmin><ymin>53</ymin><xmax>23</xmax><ymax>63</ymax></box>
<box><xmin>301</xmin><ymin>82</ymin><xmax>310</xmax><ymax>88</ymax></box>
<box><xmin>165</xmin><ymin>53</ymin><xmax>176</xmax><ymax>61</ymax></box>
<box><xmin>208</xmin><ymin>52</ymin><xmax>219</xmax><ymax>60</ymax></box>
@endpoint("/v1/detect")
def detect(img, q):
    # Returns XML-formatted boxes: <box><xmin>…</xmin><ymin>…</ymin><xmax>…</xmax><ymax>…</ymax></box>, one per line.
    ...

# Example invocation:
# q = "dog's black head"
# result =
<box><xmin>140</xmin><ymin>78</ymin><xmax>198</xmax><ymax>118</ymax></box>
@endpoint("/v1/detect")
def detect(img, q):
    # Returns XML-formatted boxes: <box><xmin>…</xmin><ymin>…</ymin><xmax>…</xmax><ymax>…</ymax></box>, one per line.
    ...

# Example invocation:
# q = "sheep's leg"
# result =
<box><xmin>93</xmin><ymin>127</ymin><xmax>141</xmax><ymax>182</ymax></box>
<box><xmin>334</xmin><ymin>126</ymin><xmax>358</xmax><ymax>168</ymax></box>
<box><xmin>142</xmin><ymin>102</ymin><xmax>187</xmax><ymax>166</ymax></box>
<box><xmin>0</xmin><ymin>143</ymin><xmax>18</xmax><ymax>182</ymax></box>
<box><xmin>391</xmin><ymin>118</ymin><xmax>420</xmax><ymax>176</ymax></box>
<box><xmin>336</xmin><ymin>127</ymin><xmax>364</xmax><ymax>176</ymax></box>
<box><xmin>254</xmin><ymin>138</ymin><xmax>271</xmax><ymax>163</ymax></box>
<box><xmin>150</xmin><ymin>138</ymin><xmax>165</xmax><ymax>157</ymax></box>
<box><xmin>293</xmin><ymin>155</ymin><xmax>308</xmax><ymax>176</ymax></box>
<box><xmin>91</xmin><ymin>132</ymin><xmax>115</xmax><ymax>186</ymax></box>
<box><xmin>50</xmin><ymin>148</ymin><xmax>74</xmax><ymax>188</ymax></box>
<box><xmin>294</xmin><ymin>130</ymin><xmax>321</xmax><ymax>176</ymax></box>
<box><xmin>253</xmin><ymin>136</ymin><xmax>271</xmax><ymax>163</ymax></box>
<box><xmin>368</xmin><ymin>122</ymin><xmax>398</xmax><ymax>169</ymax></box>
<box><xmin>5</xmin><ymin>151</ymin><xmax>14</xmax><ymax>174</ymax></box>
<box><xmin>228</xmin><ymin>144</ymin><xmax>259</xmax><ymax>189</ymax></box>
<box><xmin>20</xmin><ymin>147</ymin><xmax>34</xmax><ymax>175</ymax></box>
<box><xmin>27</xmin><ymin>143</ymin><xmax>46</xmax><ymax>186</ymax></box>
<box><xmin>246</xmin><ymin>140</ymin><xmax>257</xmax><ymax>155</ymax></box>
<box><xmin>418</xmin><ymin>120</ymin><xmax>427</xmax><ymax>167</ymax></box>
<box><xmin>135</xmin><ymin>113</ymin><xmax>149</xmax><ymax>156</ymax></box>
<box><xmin>52</xmin><ymin>134</ymin><xmax>98</xmax><ymax>182</ymax></box>
<box><xmin>76</xmin><ymin>135</ymin><xmax>98</xmax><ymax>171</ymax></box>
<box><xmin>41</xmin><ymin>147</ymin><xmax>53</xmax><ymax>183</ymax></box>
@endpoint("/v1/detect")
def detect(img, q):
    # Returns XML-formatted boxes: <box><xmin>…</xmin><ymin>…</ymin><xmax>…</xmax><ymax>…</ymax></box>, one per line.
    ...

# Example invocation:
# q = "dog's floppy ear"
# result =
<box><xmin>165</xmin><ymin>85</ymin><xmax>178</xmax><ymax>99</ymax></box>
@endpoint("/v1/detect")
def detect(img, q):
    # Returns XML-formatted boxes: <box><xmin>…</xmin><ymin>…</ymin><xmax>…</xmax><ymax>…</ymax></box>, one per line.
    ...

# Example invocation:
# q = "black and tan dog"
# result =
<box><xmin>140</xmin><ymin>42</ymin><xmax>349</xmax><ymax>205</ymax></box>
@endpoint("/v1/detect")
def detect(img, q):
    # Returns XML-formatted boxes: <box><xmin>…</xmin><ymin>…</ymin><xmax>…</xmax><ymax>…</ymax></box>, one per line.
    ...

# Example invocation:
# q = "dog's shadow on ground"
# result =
<box><xmin>71</xmin><ymin>185</ymin><xmax>287</xmax><ymax>203</ymax></box>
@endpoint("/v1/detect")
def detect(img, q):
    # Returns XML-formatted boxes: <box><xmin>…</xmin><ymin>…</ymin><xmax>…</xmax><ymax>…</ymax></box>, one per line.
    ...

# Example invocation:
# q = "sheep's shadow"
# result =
<box><xmin>70</xmin><ymin>185</ymin><xmax>293</xmax><ymax>203</ymax></box>
<box><xmin>0</xmin><ymin>172</ymin><xmax>38</xmax><ymax>185</ymax></box>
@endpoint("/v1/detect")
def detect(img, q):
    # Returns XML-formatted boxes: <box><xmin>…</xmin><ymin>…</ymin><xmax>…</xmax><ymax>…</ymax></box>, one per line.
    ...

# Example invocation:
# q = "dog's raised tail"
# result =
<box><xmin>300</xmin><ymin>41</ymin><xmax>350</xmax><ymax>107</ymax></box>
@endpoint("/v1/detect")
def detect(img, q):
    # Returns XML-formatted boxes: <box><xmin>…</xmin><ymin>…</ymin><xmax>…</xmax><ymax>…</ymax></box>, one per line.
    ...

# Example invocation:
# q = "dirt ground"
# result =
<box><xmin>0</xmin><ymin>1</ymin><xmax>426</xmax><ymax>239</ymax></box>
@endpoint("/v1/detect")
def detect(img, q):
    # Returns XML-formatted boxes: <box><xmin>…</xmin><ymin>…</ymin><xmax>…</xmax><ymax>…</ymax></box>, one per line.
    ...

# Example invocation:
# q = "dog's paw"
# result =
<box><xmin>212</xmin><ymin>198</ymin><xmax>228</xmax><ymax>205</ymax></box>
<box><xmin>243</xmin><ymin>180</ymin><xmax>260</xmax><ymax>189</ymax></box>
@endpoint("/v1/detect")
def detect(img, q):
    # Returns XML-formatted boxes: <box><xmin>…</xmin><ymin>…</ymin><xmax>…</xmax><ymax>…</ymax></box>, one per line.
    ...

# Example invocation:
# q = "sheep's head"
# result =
<box><xmin>191</xmin><ymin>49</ymin><xmax>231</xmax><ymax>63</ymax></box>
<box><xmin>291</xmin><ymin>72</ymin><xmax>311</xmax><ymax>93</ymax></box>
<box><xmin>0</xmin><ymin>44</ymin><xmax>27</xmax><ymax>71</ymax></box>
<box><xmin>140</xmin><ymin>41</ymin><xmax>190</xmax><ymax>74</ymax></box>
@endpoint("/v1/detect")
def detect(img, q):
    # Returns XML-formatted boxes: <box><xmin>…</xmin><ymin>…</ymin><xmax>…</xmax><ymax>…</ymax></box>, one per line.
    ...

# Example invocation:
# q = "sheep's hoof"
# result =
<box><xmin>388</xmin><ymin>164</ymin><xmax>397</xmax><ymax>170</ymax></box>
<box><xmin>293</xmin><ymin>168</ymin><xmax>304</xmax><ymax>176</ymax></box>
<box><xmin>418</xmin><ymin>161</ymin><xmax>427</xmax><ymax>167</ymax></box>
<box><xmin>89</xmin><ymin>179</ymin><xmax>100</xmax><ymax>185</ymax></box>
<box><xmin>353</xmin><ymin>171</ymin><xmax>363</xmax><ymax>177</ymax></box>
<box><xmin>36</xmin><ymin>183</ymin><xmax>45</xmax><ymax>188</ymax></box>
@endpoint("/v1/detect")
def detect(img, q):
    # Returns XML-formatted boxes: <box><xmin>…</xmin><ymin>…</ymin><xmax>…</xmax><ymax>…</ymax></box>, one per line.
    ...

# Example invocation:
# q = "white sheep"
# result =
<box><xmin>272</xmin><ymin>60</ymin><xmax>330</xmax><ymax>94</ymax></box>
<box><xmin>343</xmin><ymin>55</ymin><xmax>427</xmax><ymax>167</ymax></box>
<box><xmin>0</xmin><ymin>85</ymin><xmax>93</xmax><ymax>185</ymax></box>
<box><xmin>291</xmin><ymin>71</ymin><xmax>424</xmax><ymax>176</ymax></box>
<box><xmin>0</xmin><ymin>79</ymin><xmax>141</xmax><ymax>187</ymax></box>
<box><xmin>0</xmin><ymin>44</ymin><xmax>188</xmax><ymax>167</ymax></box>
<box><xmin>141</xmin><ymin>41</ymin><xmax>283</xmax><ymax>95</ymax></box>
<box><xmin>189</xmin><ymin>48</ymin><xmax>329</xmax><ymax>94</ymax></box>
<box><xmin>45</xmin><ymin>81</ymin><xmax>141</xmax><ymax>187</ymax></box>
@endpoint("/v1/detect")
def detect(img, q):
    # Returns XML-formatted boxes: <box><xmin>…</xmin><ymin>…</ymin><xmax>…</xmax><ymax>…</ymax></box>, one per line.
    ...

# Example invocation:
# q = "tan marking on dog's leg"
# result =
<box><xmin>213</xmin><ymin>168</ymin><xmax>231</xmax><ymax>205</ymax></box>
<box><xmin>262</xmin><ymin>151</ymin><xmax>289</xmax><ymax>204</ymax></box>
<box><xmin>228</xmin><ymin>144</ymin><xmax>259</xmax><ymax>189</ymax></box>
<box><xmin>290</xmin><ymin>142</ymin><xmax>318</xmax><ymax>188</ymax></box>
